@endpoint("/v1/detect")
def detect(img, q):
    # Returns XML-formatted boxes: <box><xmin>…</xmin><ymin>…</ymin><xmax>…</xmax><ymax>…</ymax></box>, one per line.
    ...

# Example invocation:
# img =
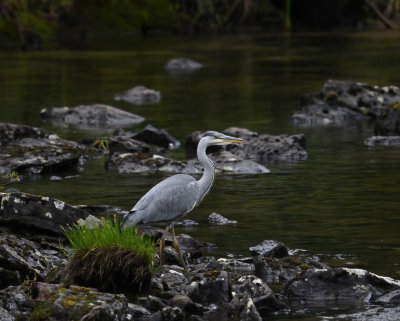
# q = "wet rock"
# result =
<box><xmin>145</xmin><ymin>295</ymin><xmax>166</xmax><ymax>312</ymax></box>
<box><xmin>0</xmin><ymin>122</ymin><xmax>102</xmax><ymax>176</ymax></box>
<box><xmin>40</xmin><ymin>104</ymin><xmax>145</xmax><ymax>129</ymax></box>
<box><xmin>188</xmin><ymin>151</ymin><xmax>270</xmax><ymax>174</ymax></box>
<box><xmin>208</xmin><ymin>212</ymin><xmax>237</xmax><ymax>225</ymax></box>
<box><xmin>106</xmin><ymin>152</ymin><xmax>194</xmax><ymax>174</ymax></box>
<box><xmin>0</xmin><ymin>191</ymin><xmax>88</xmax><ymax>237</ymax></box>
<box><xmin>185</xmin><ymin>270</ymin><xmax>231</xmax><ymax>306</ymax></box>
<box><xmin>290</xmin><ymin>99</ymin><xmax>369</xmax><ymax>126</ymax></box>
<box><xmin>334</xmin><ymin>306</ymin><xmax>400</xmax><ymax>321</ymax></box>
<box><xmin>108</xmin><ymin>128</ymin><xmax>162</xmax><ymax>155</ymax></box>
<box><xmin>157</xmin><ymin>266</ymin><xmax>187</xmax><ymax>293</ymax></box>
<box><xmin>374</xmin><ymin>104</ymin><xmax>400</xmax><ymax>135</ymax></box>
<box><xmin>131</xmin><ymin>124</ymin><xmax>180</xmax><ymax>149</ymax></box>
<box><xmin>214</xmin><ymin>257</ymin><xmax>255</xmax><ymax>274</ymax></box>
<box><xmin>0</xmin><ymin>281</ymin><xmax>148</xmax><ymax>321</ymax></box>
<box><xmin>161</xmin><ymin>305</ymin><xmax>184</xmax><ymax>321</ymax></box>
<box><xmin>290</xmin><ymin>80</ymin><xmax>400</xmax><ymax>126</ymax></box>
<box><xmin>164</xmin><ymin>58</ymin><xmax>203</xmax><ymax>72</ymax></box>
<box><xmin>168</xmin><ymin>294</ymin><xmax>205</xmax><ymax>318</ymax></box>
<box><xmin>364</xmin><ymin>136</ymin><xmax>400</xmax><ymax>147</ymax></box>
<box><xmin>376</xmin><ymin>288</ymin><xmax>400</xmax><ymax>304</ymax></box>
<box><xmin>174</xmin><ymin>219</ymin><xmax>198</xmax><ymax>226</ymax></box>
<box><xmin>227</xmin><ymin>132</ymin><xmax>307</xmax><ymax>162</ymax></box>
<box><xmin>250</xmin><ymin>240</ymin><xmax>289</xmax><ymax>258</ymax></box>
<box><xmin>76</xmin><ymin>204</ymin><xmax>127</xmax><ymax>218</ymax></box>
<box><xmin>176</xmin><ymin>234</ymin><xmax>216</xmax><ymax>255</ymax></box>
<box><xmin>233</xmin><ymin>275</ymin><xmax>273</xmax><ymax>298</ymax></box>
<box><xmin>285</xmin><ymin>267</ymin><xmax>400</xmax><ymax>312</ymax></box>
<box><xmin>228</xmin><ymin>295</ymin><xmax>262</xmax><ymax>321</ymax></box>
<box><xmin>0</xmin><ymin>234</ymin><xmax>66</xmax><ymax>288</ymax></box>
<box><xmin>186</xmin><ymin>129</ymin><xmax>307</xmax><ymax>162</ymax></box>
<box><xmin>114</xmin><ymin>85</ymin><xmax>161</xmax><ymax>104</ymax></box>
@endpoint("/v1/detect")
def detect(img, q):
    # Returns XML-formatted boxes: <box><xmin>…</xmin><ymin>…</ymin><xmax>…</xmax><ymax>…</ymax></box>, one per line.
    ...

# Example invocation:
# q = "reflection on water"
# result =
<box><xmin>0</xmin><ymin>32</ymin><xmax>399</xmax><ymax>283</ymax></box>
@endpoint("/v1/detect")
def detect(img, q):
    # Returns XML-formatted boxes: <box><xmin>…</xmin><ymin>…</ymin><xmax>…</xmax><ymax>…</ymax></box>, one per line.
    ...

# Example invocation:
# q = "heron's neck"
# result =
<box><xmin>196</xmin><ymin>139</ymin><xmax>215</xmax><ymax>204</ymax></box>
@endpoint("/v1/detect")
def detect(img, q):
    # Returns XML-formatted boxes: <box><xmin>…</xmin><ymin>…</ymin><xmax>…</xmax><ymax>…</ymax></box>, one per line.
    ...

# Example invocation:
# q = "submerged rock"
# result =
<box><xmin>290</xmin><ymin>79</ymin><xmax>400</xmax><ymax>126</ymax></box>
<box><xmin>40</xmin><ymin>104</ymin><xmax>145</xmax><ymax>129</ymax></box>
<box><xmin>164</xmin><ymin>58</ymin><xmax>203</xmax><ymax>72</ymax></box>
<box><xmin>114</xmin><ymin>85</ymin><xmax>161</xmax><ymax>104</ymax></box>
<box><xmin>0</xmin><ymin>122</ymin><xmax>102</xmax><ymax>176</ymax></box>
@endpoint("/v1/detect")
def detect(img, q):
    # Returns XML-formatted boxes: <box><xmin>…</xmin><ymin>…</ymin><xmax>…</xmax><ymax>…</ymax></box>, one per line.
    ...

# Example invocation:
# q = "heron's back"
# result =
<box><xmin>123</xmin><ymin>174</ymin><xmax>199</xmax><ymax>226</ymax></box>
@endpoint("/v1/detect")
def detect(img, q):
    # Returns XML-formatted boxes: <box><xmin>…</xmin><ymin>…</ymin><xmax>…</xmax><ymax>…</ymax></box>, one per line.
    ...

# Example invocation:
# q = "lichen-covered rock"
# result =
<box><xmin>164</xmin><ymin>58</ymin><xmax>203</xmax><ymax>72</ymax></box>
<box><xmin>0</xmin><ymin>122</ymin><xmax>102</xmax><ymax>176</ymax></box>
<box><xmin>40</xmin><ymin>104</ymin><xmax>145</xmax><ymax>129</ymax></box>
<box><xmin>0</xmin><ymin>192</ymin><xmax>88</xmax><ymax>236</ymax></box>
<box><xmin>254</xmin><ymin>253</ymin><xmax>328</xmax><ymax>285</ymax></box>
<box><xmin>290</xmin><ymin>80</ymin><xmax>400</xmax><ymax>126</ymax></box>
<box><xmin>0</xmin><ymin>234</ymin><xmax>66</xmax><ymax>287</ymax></box>
<box><xmin>0</xmin><ymin>281</ymin><xmax>150</xmax><ymax>321</ymax></box>
<box><xmin>364</xmin><ymin>135</ymin><xmax>400</xmax><ymax>147</ymax></box>
<box><xmin>114</xmin><ymin>85</ymin><xmax>161</xmax><ymax>104</ymax></box>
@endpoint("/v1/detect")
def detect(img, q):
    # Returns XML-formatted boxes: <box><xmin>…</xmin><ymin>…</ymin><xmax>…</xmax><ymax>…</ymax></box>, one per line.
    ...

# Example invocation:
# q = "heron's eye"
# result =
<box><xmin>214</xmin><ymin>135</ymin><xmax>218</xmax><ymax>139</ymax></box>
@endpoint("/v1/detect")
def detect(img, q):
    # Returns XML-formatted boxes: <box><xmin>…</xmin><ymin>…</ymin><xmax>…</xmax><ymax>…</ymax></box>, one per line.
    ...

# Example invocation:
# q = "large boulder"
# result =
<box><xmin>40</xmin><ymin>104</ymin><xmax>145</xmax><ymax>129</ymax></box>
<box><xmin>285</xmin><ymin>267</ymin><xmax>400</xmax><ymax>312</ymax></box>
<box><xmin>0</xmin><ymin>191</ymin><xmax>88</xmax><ymax>237</ymax></box>
<box><xmin>290</xmin><ymin>80</ymin><xmax>400</xmax><ymax>126</ymax></box>
<box><xmin>0</xmin><ymin>122</ymin><xmax>102</xmax><ymax>176</ymax></box>
<box><xmin>186</xmin><ymin>128</ymin><xmax>307</xmax><ymax>162</ymax></box>
<box><xmin>114</xmin><ymin>85</ymin><xmax>161</xmax><ymax>104</ymax></box>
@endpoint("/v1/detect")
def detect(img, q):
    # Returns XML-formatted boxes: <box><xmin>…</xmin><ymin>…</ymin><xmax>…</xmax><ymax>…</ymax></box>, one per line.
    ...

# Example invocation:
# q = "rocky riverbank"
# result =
<box><xmin>0</xmin><ymin>191</ymin><xmax>399</xmax><ymax>321</ymax></box>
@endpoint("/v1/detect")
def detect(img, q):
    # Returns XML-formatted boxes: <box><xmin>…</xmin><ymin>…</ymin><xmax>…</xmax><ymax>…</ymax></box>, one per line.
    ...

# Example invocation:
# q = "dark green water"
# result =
<box><xmin>1</xmin><ymin>32</ymin><xmax>399</xmax><ymax>285</ymax></box>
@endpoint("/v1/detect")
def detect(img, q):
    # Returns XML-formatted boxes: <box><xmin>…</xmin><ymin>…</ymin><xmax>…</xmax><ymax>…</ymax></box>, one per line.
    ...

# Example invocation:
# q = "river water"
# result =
<box><xmin>0</xmin><ymin>32</ymin><xmax>399</xmax><ymax>287</ymax></box>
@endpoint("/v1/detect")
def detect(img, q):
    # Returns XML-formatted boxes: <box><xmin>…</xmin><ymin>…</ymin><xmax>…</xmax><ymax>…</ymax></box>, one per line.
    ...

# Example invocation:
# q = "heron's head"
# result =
<box><xmin>201</xmin><ymin>131</ymin><xmax>245</xmax><ymax>146</ymax></box>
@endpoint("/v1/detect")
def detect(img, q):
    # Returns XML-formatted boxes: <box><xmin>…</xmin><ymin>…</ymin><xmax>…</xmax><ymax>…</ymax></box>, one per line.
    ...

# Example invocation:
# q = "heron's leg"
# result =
<box><xmin>171</xmin><ymin>225</ymin><xmax>186</xmax><ymax>269</ymax></box>
<box><xmin>159</xmin><ymin>223</ymin><xmax>172</xmax><ymax>267</ymax></box>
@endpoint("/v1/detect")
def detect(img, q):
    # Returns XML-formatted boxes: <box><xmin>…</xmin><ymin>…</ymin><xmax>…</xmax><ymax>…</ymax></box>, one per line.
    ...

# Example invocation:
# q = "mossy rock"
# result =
<box><xmin>65</xmin><ymin>247</ymin><xmax>152</xmax><ymax>295</ymax></box>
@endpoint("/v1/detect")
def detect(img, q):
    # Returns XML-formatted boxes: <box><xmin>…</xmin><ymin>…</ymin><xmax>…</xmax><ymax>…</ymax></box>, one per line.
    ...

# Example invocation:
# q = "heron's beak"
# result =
<box><xmin>220</xmin><ymin>134</ymin><xmax>245</xmax><ymax>144</ymax></box>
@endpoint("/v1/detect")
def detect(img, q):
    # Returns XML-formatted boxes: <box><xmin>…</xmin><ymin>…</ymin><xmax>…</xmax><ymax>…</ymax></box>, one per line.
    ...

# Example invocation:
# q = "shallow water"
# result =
<box><xmin>0</xmin><ymin>32</ymin><xmax>399</xmax><ymax>290</ymax></box>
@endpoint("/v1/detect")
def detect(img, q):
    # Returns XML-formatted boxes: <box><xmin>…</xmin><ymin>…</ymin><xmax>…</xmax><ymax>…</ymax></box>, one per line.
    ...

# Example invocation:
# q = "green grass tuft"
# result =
<box><xmin>63</xmin><ymin>218</ymin><xmax>155</xmax><ymax>266</ymax></box>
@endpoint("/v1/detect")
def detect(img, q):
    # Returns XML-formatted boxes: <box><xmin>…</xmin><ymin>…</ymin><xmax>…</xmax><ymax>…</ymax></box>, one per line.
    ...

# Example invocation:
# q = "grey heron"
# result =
<box><xmin>120</xmin><ymin>131</ymin><xmax>245</xmax><ymax>267</ymax></box>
